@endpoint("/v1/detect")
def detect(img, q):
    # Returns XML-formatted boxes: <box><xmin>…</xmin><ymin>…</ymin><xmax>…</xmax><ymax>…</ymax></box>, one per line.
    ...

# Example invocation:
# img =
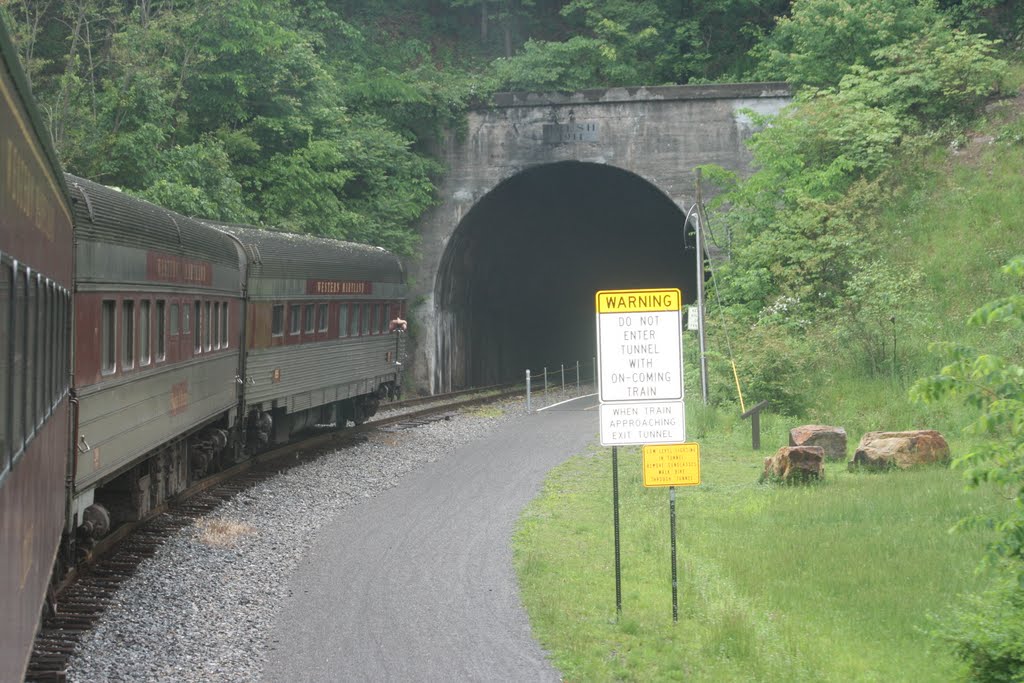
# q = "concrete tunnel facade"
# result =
<box><xmin>434</xmin><ymin>162</ymin><xmax>700</xmax><ymax>390</ymax></box>
<box><xmin>406</xmin><ymin>83</ymin><xmax>792</xmax><ymax>394</ymax></box>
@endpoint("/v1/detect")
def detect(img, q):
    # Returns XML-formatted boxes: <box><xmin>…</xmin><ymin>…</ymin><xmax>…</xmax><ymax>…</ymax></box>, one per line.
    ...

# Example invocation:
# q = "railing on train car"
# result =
<box><xmin>523</xmin><ymin>358</ymin><xmax>596</xmax><ymax>412</ymax></box>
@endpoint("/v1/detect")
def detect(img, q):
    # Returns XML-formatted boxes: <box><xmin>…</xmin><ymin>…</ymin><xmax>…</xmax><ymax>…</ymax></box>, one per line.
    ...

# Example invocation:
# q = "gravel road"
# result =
<box><xmin>64</xmin><ymin>390</ymin><xmax>596</xmax><ymax>682</ymax></box>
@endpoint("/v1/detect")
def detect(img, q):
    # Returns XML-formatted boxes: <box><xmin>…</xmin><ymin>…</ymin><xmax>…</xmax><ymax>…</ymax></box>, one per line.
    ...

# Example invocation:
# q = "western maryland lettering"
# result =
<box><xmin>596</xmin><ymin>288</ymin><xmax>680</xmax><ymax>313</ymax></box>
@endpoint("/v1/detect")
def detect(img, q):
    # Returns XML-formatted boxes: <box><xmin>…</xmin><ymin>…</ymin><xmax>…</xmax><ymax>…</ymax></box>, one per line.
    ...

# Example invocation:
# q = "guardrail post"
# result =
<box><xmin>544</xmin><ymin>367</ymin><xmax>548</xmax><ymax>392</ymax></box>
<box><xmin>576</xmin><ymin>361</ymin><xmax>580</xmax><ymax>390</ymax></box>
<box><xmin>526</xmin><ymin>369</ymin><xmax>532</xmax><ymax>413</ymax></box>
<box><xmin>561</xmin><ymin>364</ymin><xmax>565</xmax><ymax>391</ymax></box>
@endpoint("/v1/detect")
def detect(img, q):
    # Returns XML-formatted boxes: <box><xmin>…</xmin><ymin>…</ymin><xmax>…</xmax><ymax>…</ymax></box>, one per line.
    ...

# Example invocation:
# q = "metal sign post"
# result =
<box><xmin>596</xmin><ymin>288</ymin><xmax>685</xmax><ymax>618</ymax></box>
<box><xmin>642</xmin><ymin>443</ymin><xmax>701</xmax><ymax>622</ymax></box>
<box><xmin>612</xmin><ymin>445</ymin><xmax>622</xmax><ymax>618</ymax></box>
<box><xmin>670</xmin><ymin>486</ymin><xmax>677</xmax><ymax>622</ymax></box>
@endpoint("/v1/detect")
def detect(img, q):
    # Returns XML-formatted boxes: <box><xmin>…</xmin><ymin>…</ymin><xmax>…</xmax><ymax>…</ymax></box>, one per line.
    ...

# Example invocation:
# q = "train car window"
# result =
<box><xmin>361</xmin><ymin>304</ymin><xmax>371</xmax><ymax>335</ymax></box>
<box><xmin>379</xmin><ymin>304</ymin><xmax>389</xmax><ymax>334</ymax></box>
<box><xmin>338</xmin><ymin>304</ymin><xmax>349</xmax><ymax>338</ymax></box>
<box><xmin>212</xmin><ymin>302</ymin><xmax>220</xmax><ymax>350</ymax></box>
<box><xmin>35</xmin><ymin>277</ymin><xmax>44</xmax><ymax>422</ymax></box>
<box><xmin>140</xmin><ymin>300</ymin><xmax>151</xmax><ymax>366</ymax></box>
<box><xmin>304</xmin><ymin>304</ymin><xmax>314</xmax><ymax>334</ymax></box>
<box><xmin>48</xmin><ymin>283</ymin><xmax>55</xmax><ymax>408</ymax></box>
<box><xmin>318</xmin><ymin>303</ymin><xmax>328</xmax><ymax>332</ymax></box>
<box><xmin>101</xmin><ymin>300</ymin><xmax>116</xmax><ymax>374</ymax></box>
<box><xmin>204</xmin><ymin>301</ymin><xmax>212</xmax><ymax>350</ymax></box>
<box><xmin>370</xmin><ymin>304</ymin><xmax>378</xmax><ymax>336</ymax></box>
<box><xmin>272</xmin><ymin>304</ymin><xmax>284</xmax><ymax>337</ymax></box>
<box><xmin>12</xmin><ymin>267</ymin><xmax>26</xmax><ymax>458</ymax></box>
<box><xmin>59</xmin><ymin>290</ymin><xmax>68</xmax><ymax>394</ymax></box>
<box><xmin>43</xmin><ymin>281</ymin><xmax>52</xmax><ymax>414</ymax></box>
<box><xmin>289</xmin><ymin>304</ymin><xmax>300</xmax><ymax>335</ymax></box>
<box><xmin>156</xmin><ymin>300</ymin><xmax>166</xmax><ymax>360</ymax></box>
<box><xmin>0</xmin><ymin>259</ymin><xmax>10</xmax><ymax>474</ymax></box>
<box><xmin>170</xmin><ymin>302</ymin><xmax>179</xmax><ymax>336</ymax></box>
<box><xmin>193</xmin><ymin>301</ymin><xmax>201</xmax><ymax>353</ymax></box>
<box><xmin>123</xmin><ymin>300</ymin><xmax>135</xmax><ymax>370</ymax></box>
<box><xmin>182</xmin><ymin>302</ymin><xmax>189</xmax><ymax>335</ymax></box>
<box><xmin>221</xmin><ymin>301</ymin><xmax>228</xmax><ymax>348</ymax></box>
<box><xmin>26</xmin><ymin>272</ymin><xmax>37</xmax><ymax>433</ymax></box>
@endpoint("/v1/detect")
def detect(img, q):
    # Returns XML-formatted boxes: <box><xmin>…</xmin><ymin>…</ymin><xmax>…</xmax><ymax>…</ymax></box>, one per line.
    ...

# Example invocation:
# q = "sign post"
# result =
<box><xmin>595</xmin><ymin>288</ymin><xmax>685</xmax><ymax>618</ymax></box>
<box><xmin>642</xmin><ymin>442</ymin><xmax>701</xmax><ymax>622</ymax></box>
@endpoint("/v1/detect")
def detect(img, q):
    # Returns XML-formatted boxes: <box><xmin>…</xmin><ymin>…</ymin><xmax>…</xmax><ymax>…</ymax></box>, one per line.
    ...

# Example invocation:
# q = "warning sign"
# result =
<box><xmin>596</xmin><ymin>288</ymin><xmax>684</xmax><ymax>446</ymax></box>
<box><xmin>642</xmin><ymin>443</ymin><xmax>701</xmax><ymax>487</ymax></box>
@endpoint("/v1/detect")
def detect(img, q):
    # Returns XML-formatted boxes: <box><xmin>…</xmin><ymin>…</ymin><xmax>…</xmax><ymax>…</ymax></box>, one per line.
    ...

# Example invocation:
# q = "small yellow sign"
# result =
<box><xmin>595</xmin><ymin>288</ymin><xmax>681</xmax><ymax>314</ymax></box>
<box><xmin>642</xmin><ymin>443</ymin><xmax>701</xmax><ymax>487</ymax></box>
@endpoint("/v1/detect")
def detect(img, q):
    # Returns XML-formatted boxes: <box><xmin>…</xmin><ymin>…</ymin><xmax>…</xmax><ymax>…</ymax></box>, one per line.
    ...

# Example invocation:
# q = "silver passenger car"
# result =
<box><xmin>213</xmin><ymin>225</ymin><xmax>406</xmax><ymax>446</ymax></box>
<box><xmin>68</xmin><ymin>175</ymin><xmax>246</xmax><ymax>528</ymax></box>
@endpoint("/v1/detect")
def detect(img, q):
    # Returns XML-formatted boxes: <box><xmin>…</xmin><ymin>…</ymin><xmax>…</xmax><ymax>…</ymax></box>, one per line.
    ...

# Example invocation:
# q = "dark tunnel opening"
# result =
<box><xmin>435</xmin><ymin>161</ymin><xmax>699</xmax><ymax>389</ymax></box>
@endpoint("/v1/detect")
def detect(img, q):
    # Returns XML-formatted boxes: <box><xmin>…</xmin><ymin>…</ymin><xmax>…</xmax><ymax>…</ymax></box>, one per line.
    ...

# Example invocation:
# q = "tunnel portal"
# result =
<box><xmin>435</xmin><ymin>161</ymin><xmax>699</xmax><ymax>390</ymax></box>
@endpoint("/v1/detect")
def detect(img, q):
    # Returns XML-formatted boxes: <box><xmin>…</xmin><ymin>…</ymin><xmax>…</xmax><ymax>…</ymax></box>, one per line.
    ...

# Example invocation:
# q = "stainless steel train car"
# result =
<box><xmin>212</xmin><ymin>225</ymin><xmax>406</xmax><ymax>445</ymax></box>
<box><xmin>0</xmin><ymin>21</ymin><xmax>75</xmax><ymax>683</ymax></box>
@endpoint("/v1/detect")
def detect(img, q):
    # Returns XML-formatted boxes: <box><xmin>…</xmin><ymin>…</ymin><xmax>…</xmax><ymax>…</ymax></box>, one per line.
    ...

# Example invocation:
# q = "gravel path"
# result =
<box><xmin>65</xmin><ymin>389</ymin><xmax>592</xmax><ymax>682</ymax></box>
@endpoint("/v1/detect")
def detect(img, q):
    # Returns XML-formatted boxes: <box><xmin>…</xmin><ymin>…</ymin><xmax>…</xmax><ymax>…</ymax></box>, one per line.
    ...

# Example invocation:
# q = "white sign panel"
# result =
<box><xmin>600</xmin><ymin>401</ymin><xmax>686</xmax><ymax>446</ymax></box>
<box><xmin>597</xmin><ymin>310</ymin><xmax>682</xmax><ymax>402</ymax></box>
<box><xmin>595</xmin><ymin>288</ymin><xmax>684</xmax><ymax>446</ymax></box>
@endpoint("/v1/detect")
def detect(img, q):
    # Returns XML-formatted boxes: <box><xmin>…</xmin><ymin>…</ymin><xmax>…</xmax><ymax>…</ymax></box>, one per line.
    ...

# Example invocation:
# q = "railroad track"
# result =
<box><xmin>25</xmin><ymin>386</ymin><xmax>523</xmax><ymax>682</ymax></box>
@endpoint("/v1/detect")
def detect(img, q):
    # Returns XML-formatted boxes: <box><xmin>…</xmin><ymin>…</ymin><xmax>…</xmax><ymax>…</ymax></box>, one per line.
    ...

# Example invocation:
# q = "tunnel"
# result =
<box><xmin>434</xmin><ymin>161</ymin><xmax>700</xmax><ymax>390</ymax></box>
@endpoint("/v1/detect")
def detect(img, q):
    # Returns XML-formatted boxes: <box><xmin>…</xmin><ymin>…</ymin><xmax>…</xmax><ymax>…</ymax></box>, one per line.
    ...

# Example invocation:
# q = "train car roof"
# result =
<box><xmin>0</xmin><ymin>20</ymin><xmax>72</xmax><ymax>207</ymax></box>
<box><xmin>208</xmin><ymin>223</ymin><xmax>405</xmax><ymax>284</ymax></box>
<box><xmin>66</xmin><ymin>174</ymin><xmax>241</xmax><ymax>268</ymax></box>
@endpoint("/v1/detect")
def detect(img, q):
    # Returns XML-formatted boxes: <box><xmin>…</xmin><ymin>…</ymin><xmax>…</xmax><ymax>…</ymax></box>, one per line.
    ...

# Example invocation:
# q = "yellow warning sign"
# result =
<box><xmin>642</xmin><ymin>443</ymin><xmax>701</xmax><ymax>487</ymax></box>
<box><xmin>595</xmin><ymin>288</ymin><xmax>681</xmax><ymax>314</ymax></box>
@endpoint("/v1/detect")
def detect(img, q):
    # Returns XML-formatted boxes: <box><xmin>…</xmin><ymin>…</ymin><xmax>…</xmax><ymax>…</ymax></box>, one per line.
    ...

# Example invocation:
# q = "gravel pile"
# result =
<box><xmin>65</xmin><ymin>388</ymin><xmax>590</xmax><ymax>683</ymax></box>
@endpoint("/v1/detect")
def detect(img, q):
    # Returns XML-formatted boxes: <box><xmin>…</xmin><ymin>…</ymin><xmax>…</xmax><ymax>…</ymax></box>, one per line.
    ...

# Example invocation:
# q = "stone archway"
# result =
<box><xmin>432</xmin><ymin>161</ymin><xmax>699</xmax><ymax>392</ymax></box>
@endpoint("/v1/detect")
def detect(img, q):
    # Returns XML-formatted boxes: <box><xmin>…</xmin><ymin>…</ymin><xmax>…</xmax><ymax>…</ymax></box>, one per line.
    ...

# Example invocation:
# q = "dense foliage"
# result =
<box><xmin>2</xmin><ymin>0</ymin><xmax>1021</xmax><ymax>254</ymax></box>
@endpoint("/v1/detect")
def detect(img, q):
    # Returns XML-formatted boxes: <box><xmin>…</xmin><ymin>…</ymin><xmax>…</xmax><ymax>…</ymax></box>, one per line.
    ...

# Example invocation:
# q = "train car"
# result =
<box><xmin>211</xmin><ymin>225</ymin><xmax>406</xmax><ymax>446</ymax></box>
<box><xmin>0</xmin><ymin>21</ymin><xmax>75</xmax><ymax>683</ymax></box>
<box><xmin>66</xmin><ymin>175</ymin><xmax>246</xmax><ymax>539</ymax></box>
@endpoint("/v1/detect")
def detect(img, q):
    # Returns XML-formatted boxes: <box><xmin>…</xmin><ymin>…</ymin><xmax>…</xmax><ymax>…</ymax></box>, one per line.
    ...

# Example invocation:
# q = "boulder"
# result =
<box><xmin>789</xmin><ymin>425</ymin><xmax>847</xmax><ymax>461</ymax></box>
<box><xmin>849</xmin><ymin>430</ymin><xmax>951</xmax><ymax>471</ymax></box>
<box><xmin>762</xmin><ymin>446</ymin><xmax>825</xmax><ymax>484</ymax></box>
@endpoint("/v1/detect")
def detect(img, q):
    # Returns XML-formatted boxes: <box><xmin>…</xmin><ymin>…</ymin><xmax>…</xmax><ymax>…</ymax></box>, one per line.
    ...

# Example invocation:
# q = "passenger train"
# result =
<box><xmin>1</xmin><ymin>23</ymin><xmax>406</xmax><ymax>681</ymax></box>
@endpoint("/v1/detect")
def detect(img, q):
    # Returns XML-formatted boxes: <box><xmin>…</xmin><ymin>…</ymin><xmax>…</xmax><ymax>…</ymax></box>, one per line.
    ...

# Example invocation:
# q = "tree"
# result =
<box><xmin>912</xmin><ymin>257</ymin><xmax>1024</xmax><ymax>681</ymax></box>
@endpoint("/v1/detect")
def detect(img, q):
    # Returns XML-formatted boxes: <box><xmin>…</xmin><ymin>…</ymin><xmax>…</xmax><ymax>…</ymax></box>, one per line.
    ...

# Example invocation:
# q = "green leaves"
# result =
<box><xmin>912</xmin><ymin>257</ymin><xmax>1024</xmax><ymax>570</ymax></box>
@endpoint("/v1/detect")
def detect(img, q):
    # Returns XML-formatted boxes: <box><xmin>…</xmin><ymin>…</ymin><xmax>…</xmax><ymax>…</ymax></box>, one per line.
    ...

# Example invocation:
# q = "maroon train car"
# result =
<box><xmin>0</xmin><ymin>22</ymin><xmax>75</xmax><ymax>683</ymax></box>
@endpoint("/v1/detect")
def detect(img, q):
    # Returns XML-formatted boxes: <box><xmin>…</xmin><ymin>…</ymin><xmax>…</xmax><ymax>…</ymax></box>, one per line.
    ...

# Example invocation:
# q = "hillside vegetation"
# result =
<box><xmin>4</xmin><ymin>0</ymin><xmax>1024</xmax><ymax>677</ymax></box>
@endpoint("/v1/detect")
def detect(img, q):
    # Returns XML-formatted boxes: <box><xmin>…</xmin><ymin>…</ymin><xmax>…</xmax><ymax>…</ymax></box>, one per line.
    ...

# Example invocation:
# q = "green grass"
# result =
<box><xmin>515</xmin><ymin>438</ymin><xmax>1007</xmax><ymax>682</ymax></box>
<box><xmin>514</xmin><ymin>64</ymin><xmax>1024</xmax><ymax>682</ymax></box>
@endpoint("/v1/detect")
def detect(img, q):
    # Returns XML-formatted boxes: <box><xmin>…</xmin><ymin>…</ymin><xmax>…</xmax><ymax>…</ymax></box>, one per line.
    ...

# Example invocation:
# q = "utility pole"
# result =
<box><xmin>694</xmin><ymin>169</ymin><xmax>709</xmax><ymax>406</ymax></box>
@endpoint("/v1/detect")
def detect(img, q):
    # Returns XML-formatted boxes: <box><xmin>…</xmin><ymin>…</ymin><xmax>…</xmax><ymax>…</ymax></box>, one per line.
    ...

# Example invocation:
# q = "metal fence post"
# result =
<box><xmin>544</xmin><ymin>367</ymin><xmax>548</xmax><ymax>392</ymax></box>
<box><xmin>561</xmin><ymin>364</ymin><xmax>565</xmax><ymax>391</ymax></box>
<box><xmin>526</xmin><ymin>369</ymin><xmax>532</xmax><ymax>413</ymax></box>
<box><xmin>576</xmin><ymin>361</ymin><xmax>580</xmax><ymax>390</ymax></box>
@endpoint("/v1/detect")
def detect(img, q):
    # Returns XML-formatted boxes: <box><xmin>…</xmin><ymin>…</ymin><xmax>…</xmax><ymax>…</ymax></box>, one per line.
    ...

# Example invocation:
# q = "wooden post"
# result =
<box><xmin>740</xmin><ymin>400</ymin><xmax>769</xmax><ymax>450</ymax></box>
